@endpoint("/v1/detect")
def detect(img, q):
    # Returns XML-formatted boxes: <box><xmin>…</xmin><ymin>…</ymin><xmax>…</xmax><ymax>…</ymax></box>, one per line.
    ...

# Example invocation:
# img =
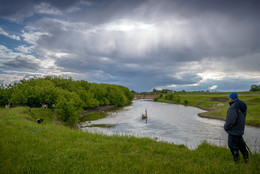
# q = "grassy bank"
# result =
<box><xmin>0</xmin><ymin>107</ymin><xmax>260</xmax><ymax>173</ymax></box>
<box><xmin>155</xmin><ymin>92</ymin><xmax>260</xmax><ymax>127</ymax></box>
<box><xmin>79</xmin><ymin>111</ymin><xmax>108</xmax><ymax>122</ymax></box>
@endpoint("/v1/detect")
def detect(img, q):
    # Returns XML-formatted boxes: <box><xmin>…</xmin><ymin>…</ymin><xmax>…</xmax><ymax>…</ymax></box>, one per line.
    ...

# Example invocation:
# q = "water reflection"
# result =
<box><xmin>80</xmin><ymin>100</ymin><xmax>260</xmax><ymax>151</ymax></box>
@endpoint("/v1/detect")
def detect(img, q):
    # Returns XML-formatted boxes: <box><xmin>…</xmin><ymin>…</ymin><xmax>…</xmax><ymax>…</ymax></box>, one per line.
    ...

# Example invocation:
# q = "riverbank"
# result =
<box><xmin>81</xmin><ymin>105</ymin><xmax>118</xmax><ymax>116</ymax></box>
<box><xmin>1</xmin><ymin>107</ymin><xmax>259</xmax><ymax>173</ymax></box>
<box><xmin>197</xmin><ymin>112</ymin><xmax>260</xmax><ymax>127</ymax></box>
<box><xmin>79</xmin><ymin>105</ymin><xmax>118</xmax><ymax>122</ymax></box>
<box><xmin>154</xmin><ymin>91</ymin><xmax>260</xmax><ymax>127</ymax></box>
<box><xmin>79</xmin><ymin>103</ymin><xmax>131</xmax><ymax>122</ymax></box>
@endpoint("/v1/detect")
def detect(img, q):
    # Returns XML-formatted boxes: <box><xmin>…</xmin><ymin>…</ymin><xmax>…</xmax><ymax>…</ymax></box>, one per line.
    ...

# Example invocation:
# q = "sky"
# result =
<box><xmin>0</xmin><ymin>0</ymin><xmax>260</xmax><ymax>92</ymax></box>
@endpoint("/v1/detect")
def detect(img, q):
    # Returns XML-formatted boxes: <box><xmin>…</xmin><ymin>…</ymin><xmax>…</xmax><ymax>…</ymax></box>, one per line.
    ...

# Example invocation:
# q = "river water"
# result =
<box><xmin>80</xmin><ymin>100</ymin><xmax>260</xmax><ymax>151</ymax></box>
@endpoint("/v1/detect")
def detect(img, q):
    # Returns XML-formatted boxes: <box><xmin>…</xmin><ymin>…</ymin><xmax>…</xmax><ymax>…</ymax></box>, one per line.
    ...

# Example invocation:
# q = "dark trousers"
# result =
<box><xmin>228</xmin><ymin>134</ymin><xmax>248</xmax><ymax>160</ymax></box>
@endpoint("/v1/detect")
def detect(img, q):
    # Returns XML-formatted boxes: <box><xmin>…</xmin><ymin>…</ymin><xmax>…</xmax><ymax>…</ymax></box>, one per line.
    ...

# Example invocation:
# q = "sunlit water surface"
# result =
<box><xmin>80</xmin><ymin>100</ymin><xmax>260</xmax><ymax>151</ymax></box>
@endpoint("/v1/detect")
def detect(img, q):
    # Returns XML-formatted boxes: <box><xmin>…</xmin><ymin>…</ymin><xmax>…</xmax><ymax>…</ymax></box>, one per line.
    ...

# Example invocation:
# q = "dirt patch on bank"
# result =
<box><xmin>209</xmin><ymin>97</ymin><xmax>229</xmax><ymax>102</ymax></box>
<box><xmin>246</xmin><ymin>122</ymin><xmax>260</xmax><ymax>127</ymax></box>
<box><xmin>197</xmin><ymin>113</ymin><xmax>225</xmax><ymax>121</ymax></box>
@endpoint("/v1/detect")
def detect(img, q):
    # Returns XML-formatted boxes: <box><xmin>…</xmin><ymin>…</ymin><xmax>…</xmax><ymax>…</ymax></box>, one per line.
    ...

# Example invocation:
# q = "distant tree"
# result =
<box><xmin>152</xmin><ymin>88</ymin><xmax>173</xmax><ymax>94</ymax></box>
<box><xmin>131</xmin><ymin>90</ymin><xmax>136</xmax><ymax>94</ymax></box>
<box><xmin>250</xmin><ymin>85</ymin><xmax>260</xmax><ymax>91</ymax></box>
<box><xmin>0</xmin><ymin>85</ymin><xmax>6</xmax><ymax>105</ymax></box>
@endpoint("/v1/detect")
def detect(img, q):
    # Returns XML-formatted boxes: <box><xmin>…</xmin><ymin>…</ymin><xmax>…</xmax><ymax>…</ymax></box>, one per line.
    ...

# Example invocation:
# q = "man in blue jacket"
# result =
<box><xmin>224</xmin><ymin>92</ymin><xmax>248</xmax><ymax>164</ymax></box>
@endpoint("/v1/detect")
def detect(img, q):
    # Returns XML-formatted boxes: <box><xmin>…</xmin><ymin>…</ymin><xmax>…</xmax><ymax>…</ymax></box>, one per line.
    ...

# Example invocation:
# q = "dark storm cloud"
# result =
<box><xmin>71</xmin><ymin>0</ymin><xmax>260</xmax><ymax>64</ymax></box>
<box><xmin>2</xmin><ymin>0</ymin><xmax>259</xmax><ymax>22</ymax></box>
<box><xmin>1</xmin><ymin>0</ymin><xmax>260</xmax><ymax>91</ymax></box>
<box><xmin>0</xmin><ymin>0</ymin><xmax>80</xmax><ymax>21</ymax></box>
<box><xmin>160</xmin><ymin>0</ymin><xmax>260</xmax><ymax>17</ymax></box>
<box><xmin>71</xmin><ymin>0</ymin><xmax>260</xmax><ymax>28</ymax></box>
<box><xmin>23</xmin><ymin>3</ymin><xmax>260</xmax><ymax>90</ymax></box>
<box><xmin>0</xmin><ymin>0</ymin><xmax>80</xmax><ymax>14</ymax></box>
<box><xmin>3</xmin><ymin>57</ymin><xmax>40</xmax><ymax>70</ymax></box>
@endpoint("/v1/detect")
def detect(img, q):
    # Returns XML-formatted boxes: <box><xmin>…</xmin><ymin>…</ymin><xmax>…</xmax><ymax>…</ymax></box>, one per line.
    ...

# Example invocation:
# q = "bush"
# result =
<box><xmin>165</xmin><ymin>93</ymin><xmax>180</xmax><ymax>103</ymax></box>
<box><xmin>250</xmin><ymin>85</ymin><xmax>260</xmax><ymax>91</ymax></box>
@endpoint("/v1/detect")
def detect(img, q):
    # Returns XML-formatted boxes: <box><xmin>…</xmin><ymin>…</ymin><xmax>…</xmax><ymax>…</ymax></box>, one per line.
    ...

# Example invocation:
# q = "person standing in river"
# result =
<box><xmin>224</xmin><ymin>92</ymin><xmax>249</xmax><ymax>164</ymax></box>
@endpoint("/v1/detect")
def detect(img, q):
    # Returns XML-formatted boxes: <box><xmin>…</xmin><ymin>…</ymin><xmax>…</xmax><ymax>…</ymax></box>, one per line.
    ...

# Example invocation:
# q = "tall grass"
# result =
<box><xmin>0</xmin><ymin>107</ymin><xmax>259</xmax><ymax>173</ymax></box>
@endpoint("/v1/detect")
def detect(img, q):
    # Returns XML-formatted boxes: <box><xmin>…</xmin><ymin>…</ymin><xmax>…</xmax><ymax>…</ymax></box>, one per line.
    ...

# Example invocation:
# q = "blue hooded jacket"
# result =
<box><xmin>224</xmin><ymin>99</ymin><xmax>247</xmax><ymax>135</ymax></box>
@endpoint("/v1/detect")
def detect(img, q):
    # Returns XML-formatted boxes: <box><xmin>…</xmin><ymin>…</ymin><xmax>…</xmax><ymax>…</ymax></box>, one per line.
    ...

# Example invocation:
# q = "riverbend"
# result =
<box><xmin>80</xmin><ymin>100</ymin><xmax>260</xmax><ymax>152</ymax></box>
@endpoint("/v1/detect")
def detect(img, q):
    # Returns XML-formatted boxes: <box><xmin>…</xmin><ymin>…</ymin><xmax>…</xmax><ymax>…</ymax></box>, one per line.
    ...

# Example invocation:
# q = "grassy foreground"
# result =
<box><xmin>1</xmin><ymin>107</ymin><xmax>259</xmax><ymax>174</ymax></box>
<box><xmin>156</xmin><ymin>92</ymin><xmax>260</xmax><ymax>127</ymax></box>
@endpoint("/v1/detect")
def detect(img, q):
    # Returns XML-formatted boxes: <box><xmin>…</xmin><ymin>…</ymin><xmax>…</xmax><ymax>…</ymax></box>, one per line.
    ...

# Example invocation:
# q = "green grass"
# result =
<box><xmin>157</xmin><ymin>92</ymin><xmax>260</xmax><ymax>126</ymax></box>
<box><xmin>79</xmin><ymin>111</ymin><xmax>108</xmax><ymax>122</ymax></box>
<box><xmin>26</xmin><ymin>107</ymin><xmax>56</xmax><ymax>123</ymax></box>
<box><xmin>0</xmin><ymin>107</ymin><xmax>260</xmax><ymax>173</ymax></box>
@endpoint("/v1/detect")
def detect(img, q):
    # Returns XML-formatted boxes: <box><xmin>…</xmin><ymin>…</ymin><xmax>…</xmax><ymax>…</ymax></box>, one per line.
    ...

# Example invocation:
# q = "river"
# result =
<box><xmin>80</xmin><ymin>99</ymin><xmax>260</xmax><ymax>151</ymax></box>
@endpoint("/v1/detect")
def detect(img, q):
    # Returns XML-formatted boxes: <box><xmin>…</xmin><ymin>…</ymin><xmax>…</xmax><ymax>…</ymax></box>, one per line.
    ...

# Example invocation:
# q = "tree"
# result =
<box><xmin>131</xmin><ymin>90</ymin><xmax>136</xmax><ymax>94</ymax></box>
<box><xmin>250</xmin><ymin>85</ymin><xmax>260</xmax><ymax>91</ymax></box>
<box><xmin>0</xmin><ymin>85</ymin><xmax>6</xmax><ymax>105</ymax></box>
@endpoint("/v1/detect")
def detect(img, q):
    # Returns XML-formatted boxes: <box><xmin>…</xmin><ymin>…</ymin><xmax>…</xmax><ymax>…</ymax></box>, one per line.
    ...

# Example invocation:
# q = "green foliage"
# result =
<box><xmin>10</xmin><ymin>78</ymin><xmax>59</xmax><ymax>106</ymax></box>
<box><xmin>165</xmin><ymin>93</ymin><xmax>180</xmax><ymax>102</ymax></box>
<box><xmin>130</xmin><ymin>90</ymin><xmax>136</xmax><ymax>94</ymax></box>
<box><xmin>0</xmin><ymin>85</ymin><xmax>7</xmax><ymax>105</ymax></box>
<box><xmin>0</xmin><ymin>77</ymin><xmax>134</xmax><ymax>126</ymax></box>
<box><xmin>154</xmin><ymin>94</ymin><xmax>164</xmax><ymax>102</ymax></box>
<box><xmin>152</xmin><ymin>88</ymin><xmax>173</xmax><ymax>94</ymax></box>
<box><xmin>250</xmin><ymin>85</ymin><xmax>260</xmax><ymax>91</ymax></box>
<box><xmin>153</xmin><ymin>97</ymin><xmax>159</xmax><ymax>101</ymax></box>
<box><xmin>56</xmin><ymin>90</ymin><xmax>83</xmax><ymax>126</ymax></box>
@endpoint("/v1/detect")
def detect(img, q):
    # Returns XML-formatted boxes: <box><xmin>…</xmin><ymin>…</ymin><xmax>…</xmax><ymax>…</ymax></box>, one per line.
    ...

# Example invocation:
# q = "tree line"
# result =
<box><xmin>0</xmin><ymin>77</ymin><xmax>134</xmax><ymax>126</ymax></box>
<box><xmin>250</xmin><ymin>85</ymin><xmax>260</xmax><ymax>91</ymax></box>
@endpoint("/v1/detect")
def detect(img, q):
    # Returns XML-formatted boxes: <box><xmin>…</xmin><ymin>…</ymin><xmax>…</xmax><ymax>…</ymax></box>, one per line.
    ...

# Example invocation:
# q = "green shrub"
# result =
<box><xmin>165</xmin><ymin>93</ymin><xmax>180</xmax><ymax>103</ymax></box>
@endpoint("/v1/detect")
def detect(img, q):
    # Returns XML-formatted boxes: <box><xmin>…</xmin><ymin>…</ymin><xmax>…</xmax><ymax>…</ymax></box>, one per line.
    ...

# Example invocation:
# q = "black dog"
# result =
<box><xmin>36</xmin><ymin>118</ymin><xmax>44</xmax><ymax>124</ymax></box>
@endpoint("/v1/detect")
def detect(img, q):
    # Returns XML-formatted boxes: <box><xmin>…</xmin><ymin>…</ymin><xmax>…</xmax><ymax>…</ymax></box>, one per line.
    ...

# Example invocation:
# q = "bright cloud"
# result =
<box><xmin>15</xmin><ymin>45</ymin><xmax>32</xmax><ymax>54</ymax></box>
<box><xmin>0</xmin><ymin>27</ymin><xmax>20</xmax><ymax>40</ymax></box>
<box><xmin>209</xmin><ymin>85</ymin><xmax>218</xmax><ymax>90</ymax></box>
<box><xmin>105</xmin><ymin>20</ymin><xmax>154</xmax><ymax>32</ymax></box>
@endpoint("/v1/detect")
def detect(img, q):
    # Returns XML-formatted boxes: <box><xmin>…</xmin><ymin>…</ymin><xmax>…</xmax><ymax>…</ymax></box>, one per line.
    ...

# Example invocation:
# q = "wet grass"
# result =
<box><xmin>1</xmin><ymin>107</ymin><xmax>260</xmax><ymax>173</ymax></box>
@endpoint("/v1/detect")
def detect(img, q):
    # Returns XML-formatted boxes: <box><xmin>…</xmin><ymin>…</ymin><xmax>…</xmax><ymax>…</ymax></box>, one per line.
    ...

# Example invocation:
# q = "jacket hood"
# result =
<box><xmin>230</xmin><ymin>99</ymin><xmax>247</xmax><ymax>113</ymax></box>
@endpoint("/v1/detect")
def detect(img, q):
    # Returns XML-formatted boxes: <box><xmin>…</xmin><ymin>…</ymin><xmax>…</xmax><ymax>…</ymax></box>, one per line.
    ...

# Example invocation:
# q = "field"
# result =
<box><xmin>156</xmin><ymin>91</ymin><xmax>260</xmax><ymax>127</ymax></box>
<box><xmin>0</xmin><ymin>107</ymin><xmax>260</xmax><ymax>174</ymax></box>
